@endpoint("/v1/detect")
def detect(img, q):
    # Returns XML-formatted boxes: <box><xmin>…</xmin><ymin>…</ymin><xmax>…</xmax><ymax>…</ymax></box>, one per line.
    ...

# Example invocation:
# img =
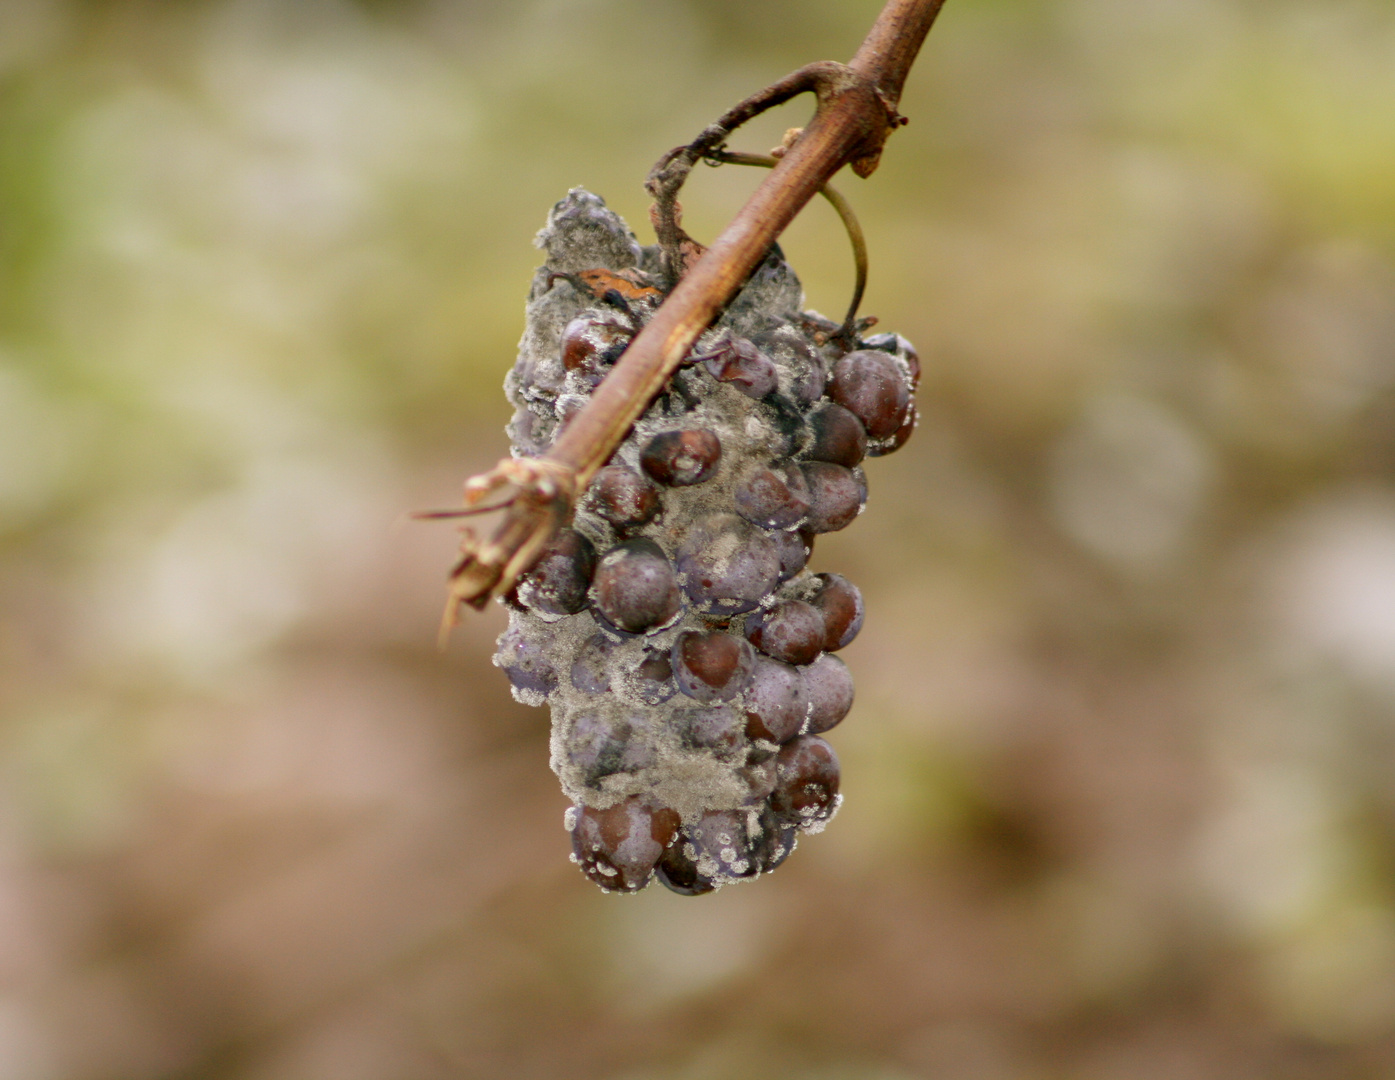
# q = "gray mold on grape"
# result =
<box><xmin>494</xmin><ymin>189</ymin><xmax>918</xmax><ymax>891</ymax></box>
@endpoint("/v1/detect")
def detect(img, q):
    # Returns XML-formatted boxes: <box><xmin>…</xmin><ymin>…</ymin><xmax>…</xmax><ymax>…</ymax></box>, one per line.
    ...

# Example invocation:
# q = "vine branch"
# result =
<box><xmin>436</xmin><ymin>0</ymin><xmax>949</xmax><ymax>627</ymax></box>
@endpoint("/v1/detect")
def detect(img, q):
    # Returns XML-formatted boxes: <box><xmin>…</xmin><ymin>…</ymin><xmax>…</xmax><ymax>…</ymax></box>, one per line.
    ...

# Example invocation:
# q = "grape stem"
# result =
<box><xmin>437</xmin><ymin>0</ymin><xmax>949</xmax><ymax>628</ymax></box>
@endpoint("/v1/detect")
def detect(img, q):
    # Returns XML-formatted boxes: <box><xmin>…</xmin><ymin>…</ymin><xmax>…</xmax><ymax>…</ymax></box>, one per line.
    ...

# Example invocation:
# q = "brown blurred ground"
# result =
<box><xmin>1</xmin><ymin>0</ymin><xmax>1395</xmax><ymax>1077</ymax></box>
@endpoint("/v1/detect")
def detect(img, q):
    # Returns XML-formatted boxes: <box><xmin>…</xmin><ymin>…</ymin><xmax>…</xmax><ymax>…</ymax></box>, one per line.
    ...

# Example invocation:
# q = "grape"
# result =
<box><xmin>699</xmin><ymin>336</ymin><xmax>778</xmax><ymax>399</ymax></box>
<box><xmin>516</xmin><ymin>528</ymin><xmax>595</xmax><ymax>616</ymax></box>
<box><xmin>682</xmin><ymin>810</ymin><xmax>763</xmax><ymax>882</ymax></box>
<box><xmin>675</xmin><ymin>513</ymin><xmax>780</xmax><ymax>615</ymax></box>
<box><xmin>738</xmin><ymin>756</ymin><xmax>778</xmax><ymax>802</ymax></box>
<box><xmin>570</xmin><ymin>633</ymin><xmax>616</xmax><ymax>693</ymax></box>
<box><xmin>770</xmin><ymin>735</ymin><xmax>840</xmax><ymax>827</ymax></box>
<box><xmin>656</xmin><ymin>837</ymin><xmax>717</xmax><ymax>895</ymax></box>
<box><xmin>733</xmin><ymin>463</ymin><xmax>811</xmax><ymax>530</ymax></box>
<box><xmin>744</xmin><ymin>599</ymin><xmax>826</xmax><ymax>665</ymax></box>
<box><xmin>640</xmin><ymin>429</ymin><xmax>722</xmax><ymax>486</ymax></box>
<box><xmin>808</xmin><ymin>573</ymin><xmax>864</xmax><ymax>651</ymax></box>
<box><xmin>565</xmin><ymin>711</ymin><xmax>626</xmax><ymax>784</ymax></box>
<box><xmin>566</xmin><ymin>710</ymin><xmax>658</xmax><ymax>786</ymax></box>
<box><xmin>862</xmin><ymin>331</ymin><xmax>921</xmax><ymax>389</ymax></box>
<box><xmin>752</xmin><ymin>806</ymin><xmax>800</xmax><ymax>872</ymax></box>
<box><xmin>829</xmin><ymin>350</ymin><xmax>911</xmax><ymax>440</ymax></box>
<box><xmin>743</xmin><ymin>655</ymin><xmax>809</xmax><ymax>745</ymax></box>
<box><xmin>803</xmin><ymin>653</ymin><xmax>854</xmax><ymax>734</ymax></box>
<box><xmin>770</xmin><ymin>529</ymin><xmax>812</xmax><ymax>581</ymax></box>
<box><xmin>591</xmin><ymin>538</ymin><xmax>681</xmax><ymax>633</ymax></box>
<box><xmin>570</xmin><ymin>797</ymin><xmax>681</xmax><ymax>893</ymax></box>
<box><xmin>560</xmin><ymin>315</ymin><xmax>632</xmax><ymax>386</ymax></box>
<box><xmin>495</xmin><ymin>626</ymin><xmax>556</xmax><ymax>698</ymax></box>
<box><xmin>631</xmin><ymin>647</ymin><xmax>678</xmax><ymax>704</ymax></box>
<box><xmin>586</xmin><ymin>464</ymin><xmax>661</xmax><ymax>529</ymax></box>
<box><xmin>671</xmin><ymin>631</ymin><xmax>755</xmax><ymax>703</ymax></box>
<box><xmin>675</xmin><ymin>704</ymin><xmax>746</xmax><ymax>762</ymax></box>
<box><xmin>868</xmin><ymin>402</ymin><xmax>917</xmax><ymax>457</ymax></box>
<box><xmin>752</xmin><ymin>327</ymin><xmax>825</xmax><ymax>403</ymax></box>
<box><xmin>804</xmin><ymin>402</ymin><xmax>868</xmax><ymax>468</ymax></box>
<box><xmin>800</xmin><ymin>462</ymin><xmax>867</xmax><ymax>533</ymax></box>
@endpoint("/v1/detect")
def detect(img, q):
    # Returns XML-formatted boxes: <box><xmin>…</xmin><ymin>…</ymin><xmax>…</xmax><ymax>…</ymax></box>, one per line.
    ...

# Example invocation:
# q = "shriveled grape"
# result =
<box><xmin>586</xmin><ymin>464</ymin><xmax>661</xmax><ymax>530</ymax></box>
<box><xmin>516</xmin><ymin>528</ymin><xmax>594</xmax><ymax>616</ymax></box>
<box><xmin>640</xmin><ymin>429</ymin><xmax>722</xmax><ymax>486</ymax></box>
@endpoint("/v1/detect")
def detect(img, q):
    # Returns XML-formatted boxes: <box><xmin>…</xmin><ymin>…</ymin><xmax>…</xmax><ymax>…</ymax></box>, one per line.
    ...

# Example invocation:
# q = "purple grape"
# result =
<box><xmin>861</xmin><ymin>331</ymin><xmax>921</xmax><ymax>388</ymax></box>
<box><xmin>808</xmin><ymin>573</ymin><xmax>864</xmax><ymax>652</ymax></box>
<box><xmin>733</xmin><ymin>463</ymin><xmax>811</xmax><ymax>530</ymax></box>
<box><xmin>745</xmin><ymin>599</ymin><xmax>826</xmax><ymax>666</ymax></box>
<box><xmin>495</xmin><ymin>626</ymin><xmax>556</xmax><ymax>698</ymax></box>
<box><xmin>800</xmin><ymin>462</ymin><xmax>866</xmax><ymax>533</ymax></box>
<box><xmin>565</xmin><ymin>710</ymin><xmax>626</xmax><ymax>784</ymax></box>
<box><xmin>752</xmin><ymin>805</ymin><xmax>799</xmax><ymax>872</ymax></box>
<box><xmin>699</xmin><ymin>336</ymin><xmax>778</xmax><ymax>398</ymax></box>
<box><xmin>586</xmin><ymin>464</ymin><xmax>661</xmax><ymax>529</ymax></box>
<box><xmin>560</xmin><ymin>315</ymin><xmax>632</xmax><ymax>386</ymax></box>
<box><xmin>570</xmin><ymin>633</ymin><xmax>616</xmax><ymax>693</ymax></box>
<box><xmin>675</xmin><ymin>704</ymin><xmax>746</xmax><ymax>762</ymax></box>
<box><xmin>570</xmin><ymin>797</ymin><xmax>681</xmax><ymax>893</ymax></box>
<box><xmin>671</xmin><ymin>631</ymin><xmax>755</xmax><ymax>703</ymax></box>
<box><xmin>829</xmin><ymin>350</ymin><xmax>911</xmax><ymax>440</ymax></box>
<box><xmin>640</xmin><ymin>429</ymin><xmax>722</xmax><ymax>486</ymax></box>
<box><xmin>678</xmin><ymin>809</ymin><xmax>764</xmax><ymax>884</ymax></box>
<box><xmin>738</xmin><ymin>756</ymin><xmax>778</xmax><ymax>803</ymax></box>
<box><xmin>803</xmin><ymin>653</ymin><xmax>854</xmax><ymax>734</ymax></box>
<box><xmin>631</xmin><ymin>647</ymin><xmax>678</xmax><ymax>704</ymax></box>
<box><xmin>591</xmin><ymin>538</ymin><xmax>681</xmax><ymax>633</ymax></box>
<box><xmin>516</xmin><ymin>528</ymin><xmax>595</xmax><ymax>616</ymax></box>
<box><xmin>804</xmin><ymin>402</ymin><xmax>868</xmax><ymax>468</ymax></box>
<box><xmin>868</xmin><ymin>401</ymin><xmax>917</xmax><ymax>457</ymax></box>
<box><xmin>752</xmin><ymin>328</ymin><xmax>825</xmax><ymax>403</ymax></box>
<box><xmin>770</xmin><ymin>529</ymin><xmax>812</xmax><ymax>581</ymax></box>
<box><xmin>565</xmin><ymin>710</ymin><xmax>657</xmax><ymax>786</ymax></box>
<box><xmin>675</xmin><ymin>513</ymin><xmax>780</xmax><ymax>615</ymax></box>
<box><xmin>743</xmin><ymin>656</ymin><xmax>810</xmax><ymax>745</ymax></box>
<box><xmin>770</xmin><ymin>735</ymin><xmax>840</xmax><ymax>827</ymax></box>
<box><xmin>656</xmin><ymin>836</ymin><xmax>717</xmax><ymax>895</ymax></box>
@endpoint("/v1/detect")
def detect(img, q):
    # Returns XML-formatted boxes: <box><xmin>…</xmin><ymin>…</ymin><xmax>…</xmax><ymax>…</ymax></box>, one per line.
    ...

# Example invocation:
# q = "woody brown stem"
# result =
<box><xmin>439</xmin><ymin>0</ymin><xmax>949</xmax><ymax>625</ymax></box>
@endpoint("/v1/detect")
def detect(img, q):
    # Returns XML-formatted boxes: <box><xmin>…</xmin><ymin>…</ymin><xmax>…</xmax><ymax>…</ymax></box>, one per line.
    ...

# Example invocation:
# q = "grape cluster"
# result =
<box><xmin>494</xmin><ymin>190</ymin><xmax>919</xmax><ymax>894</ymax></box>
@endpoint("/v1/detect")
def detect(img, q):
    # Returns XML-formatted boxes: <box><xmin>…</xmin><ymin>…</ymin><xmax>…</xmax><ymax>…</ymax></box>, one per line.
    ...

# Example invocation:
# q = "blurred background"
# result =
<box><xmin>1</xmin><ymin>0</ymin><xmax>1394</xmax><ymax>1076</ymax></box>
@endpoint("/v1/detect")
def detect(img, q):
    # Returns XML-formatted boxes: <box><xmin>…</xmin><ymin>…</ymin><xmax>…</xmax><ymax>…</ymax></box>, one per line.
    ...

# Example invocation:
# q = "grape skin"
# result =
<box><xmin>675</xmin><ymin>514</ymin><xmax>780</xmax><ymax>616</ymax></box>
<box><xmin>808</xmin><ymin>573</ymin><xmax>864</xmax><ymax>652</ymax></box>
<box><xmin>671</xmin><ymin>630</ymin><xmax>756</xmax><ymax>703</ymax></box>
<box><xmin>801</xmin><ymin>462</ymin><xmax>866</xmax><ymax>533</ymax></box>
<box><xmin>802</xmin><ymin>653</ymin><xmax>855</xmax><ymax>734</ymax></box>
<box><xmin>571</xmin><ymin>798</ymin><xmax>681</xmax><ymax>893</ymax></box>
<box><xmin>591</xmin><ymin>538</ymin><xmax>681</xmax><ymax>633</ymax></box>
<box><xmin>640</xmin><ymin>429</ymin><xmax>722</xmax><ymax>487</ymax></box>
<box><xmin>745</xmin><ymin>599</ymin><xmax>826</xmax><ymax>666</ymax></box>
